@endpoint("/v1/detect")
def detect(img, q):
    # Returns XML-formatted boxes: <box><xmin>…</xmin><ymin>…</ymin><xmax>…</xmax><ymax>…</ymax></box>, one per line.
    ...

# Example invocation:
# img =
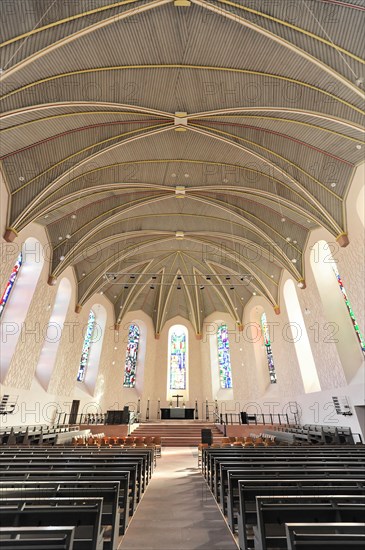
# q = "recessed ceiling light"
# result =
<box><xmin>223</xmin><ymin>178</ymin><xmax>228</xmax><ymax>183</ymax></box>
<box><xmin>330</xmin><ymin>182</ymin><xmax>337</xmax><ymax>188</ymax></box>
<box><xmin>291</xmin><ymin>258</ymin><xmax>297</xmax><ymax>263</ymax></box>
<box><xmin>19</xmin><ymin>176</ymin><xmax>25</xmax><ymax>181</ymax></box>
<box><xmin>307</xmin><ymin>219</ymin><xmax>311</xmax><ymax>223</ymax></box>
<box><xmin>66</xmin><ymin>234</ymin><xmax>71</xmax><ymax>239</ymax></box>
<box><xmin>355</xmin><ymin>77</ymin><xmax>364</xmax><ymax>86</ymax></box>
<box><xmin>59</xmin><ymin>256</ymin><xmax>65</xmax><ymax>261</ymax></box>
<box><xmin>234</xmin><ymin>307</ymin><xmax>238</xmax><ymax>310</ymax></box>
<box><xmin>286</xmin><ymin>237</ymin><xmax>291</xmax><ymax>242</ymax></box>
<box><xmin>171</xmin><ymin>173</ymin><xmax>176</xmax><ymax>177</ymax></box>
<box><xmin>100</xmin><ymin>291</ymin><xmax>103</xmax><ymax>295</ymax></box>
<box><xmin>44</xmin><ymin>214</ymin><xmax>49</xmax><ymax>219</ymax></box>
<box><xmin>252</xmin><ymin>292</ymin><xmax>257</xmax><ymax>295</ymax></box>
<box><xmin>281</xmin><ymin>217</ymin><xmax>286</xmax><ymax>222</ymax></box>
<box><xmin>293</xmin><ymin>240</ymin><xmax>297</xmax><ymax>244</ymax></box>
<box><xmin>120</xmin><ymin>305</ymin><xmax>123</xmax><ymax>308</ymax></box>
<box><xmin>239</xmin><ymin>348</ymin><xmax>242</xmax><ymax>351</ymax></box>
<box><xmin>113</xmin><ymin>295</ymin><xmax>117</xmax><ymax>298</ymax></box>
<box><xmin>112</xmin><ymin>361</ymin><xmax>115</xmax><ymax>365</ymax></box>
<box><xmin>82</xmin><ymin>272</ymin><xmax>86</xmax><ymax>276</ymax></box>
<box><xmin>58</xmin><ymin>236</ymin><xmax>62</xmax><ymax>240</ymax></box>
<box><xmin>297</xmin><ymin>282</ymin><xmax>304</xmax><ymax>288</ymax></box>
<box><xmin>71</xmin><ymin>214</ymin><xmax>77</xmax><ymax>219</ymax></box>
<box><xmin>184</xmin><ymin>173</ymin><xmax>189</xmax><ymax>178</ymax></box>
<box><xmin>270</xmin><ymin>274</ymin><xmax>274</xmax><ymax>278</ymax></box>
<box><xmin>356</xmin><ymin>144</ymin><xmax>362</xmax><ymax>150</ymax></box>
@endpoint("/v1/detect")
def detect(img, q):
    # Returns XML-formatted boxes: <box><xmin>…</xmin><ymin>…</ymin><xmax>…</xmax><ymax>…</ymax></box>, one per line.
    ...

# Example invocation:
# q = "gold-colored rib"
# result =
<box><xmin>214</xmin><ymin>0</ymin><xmax>365</xmax><ymax>65</ymax></box>
<box><xmin>1</xmin><ymin>65</ymin><xmax>363</xmax><ymax>116</ymax></box>
<box><xmin>0</xmin><ymin>0</ymin><xmax>141</xmax><ymax>48</ymax></box>
<box><xmin>190</xmin><ymin>122</ymin><xmax>343</xmax><ymax>199</ymax></box>
<box><xmin>11</xmin><ymin>122</ymin><xmax>171</xmax><ymax>194</ymax></box>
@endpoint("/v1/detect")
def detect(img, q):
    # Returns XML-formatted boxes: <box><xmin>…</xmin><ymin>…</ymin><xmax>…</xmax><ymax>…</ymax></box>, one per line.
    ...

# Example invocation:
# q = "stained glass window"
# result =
<box><xmin>123</xmin><ymin>323</ymin><xmax>140</xmax><ymax>388</ymax></box>
<box><xmin>0</xmin><ymin>253</ymin><xmax>23</xmax><ymax>319</ymax></box>
<box><xmin>217</xmin><ymin>324</ymin><xmax>233</xmax><ymax>389</ymax></box>
<box><xmin>169</xmin><ymin>326</ymin><xmax>187</xmax><ymax>390</ymax></box>
<box><xmin>77</xmin><ymin>309</ymin><xmax>96</xmax><ymax>382</ymax></box>
<box><xmin>260</xmin><ymin>312</ymin><xmax>277</xmax><ymax>383</ymax></box>
<box><xmin>332</xmin><ymin>265</ymin><xmax>365</xmax><ymax>355</ymax></box>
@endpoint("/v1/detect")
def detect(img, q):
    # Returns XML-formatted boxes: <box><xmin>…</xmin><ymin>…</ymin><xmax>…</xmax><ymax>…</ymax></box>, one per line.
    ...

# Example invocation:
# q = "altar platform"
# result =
<box><xmin>160</xmin><ymin>407</ymin><xmax>195</xmax><ymax>420</ymax></box>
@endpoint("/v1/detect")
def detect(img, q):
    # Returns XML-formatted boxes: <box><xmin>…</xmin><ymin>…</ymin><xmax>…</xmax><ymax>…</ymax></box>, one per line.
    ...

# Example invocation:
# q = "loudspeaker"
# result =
<box><xmin>122</xmin><ymin>406</ymin><xmax>130</xmax><ymax>424</ymax></box>
<box><xmin>240</xmin><ymin>412</ymin><xmax>248</xmax><ymax>424</ymax></box>
<box><xmin>201</xmin><ymin>428</ymin><xmax>212</xmax><ymax>445</ymax></box>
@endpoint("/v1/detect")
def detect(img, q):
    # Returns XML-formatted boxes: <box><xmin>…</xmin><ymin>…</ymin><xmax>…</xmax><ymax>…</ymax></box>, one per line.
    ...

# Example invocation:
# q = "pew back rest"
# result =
<box><xmin>0</xmin><ymin>526</ymin><xmax>75</xmax><ymax>550</ymax></box>
<box><xmin>285</xmin><ymin>522</ymin><xmax>365</xmax><ymax>549</ymax></box>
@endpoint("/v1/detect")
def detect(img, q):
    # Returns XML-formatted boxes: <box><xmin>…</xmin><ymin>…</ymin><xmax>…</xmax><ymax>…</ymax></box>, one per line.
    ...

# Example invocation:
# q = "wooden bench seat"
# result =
<box><xmin>0</xmin><ymin>497</ymin><xmax>104</xmax><ymax>550</ymax></box>
<box><xmin>285</xmin><ymin>522</ymin><xmax>365</xmax><ymax>549</ymax></box>
<box><xmin>0</xmin><ymin>526</ymin><xmax>75</xmax><ymax>550</ymax></box>
<box><xmin>0</xmin><ymin>480</ymin><xmax>121</xmax><ymax>547</ymax></box>
<box><xmin>235</xmin><ymin>479</ymin><xmax>365</xmax><ymax>549</ymax></box>
<box><xmin>0</xmin><ymin>469</ymin><xmax>131</xmax><ymax>534</ymax></box>
<box><xmin>255</xmin><ymin>495</ymin><xmax>365</xmax><ymax>550</ymax></box>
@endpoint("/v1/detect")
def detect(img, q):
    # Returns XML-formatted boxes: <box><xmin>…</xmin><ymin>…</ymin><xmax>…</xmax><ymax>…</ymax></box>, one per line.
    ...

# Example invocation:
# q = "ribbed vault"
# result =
<box><xmin>1</xmin><ymin>0</ymin><xmax>364</xmax><ymax>335</ymax></box>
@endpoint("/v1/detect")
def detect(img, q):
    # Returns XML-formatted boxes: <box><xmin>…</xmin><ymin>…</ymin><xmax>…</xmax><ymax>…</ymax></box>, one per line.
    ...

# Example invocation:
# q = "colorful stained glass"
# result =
<box><xmin>123</xmin><ymin>323</ymin><xmax>140</xmax><ymax>388</ymax></box>
<box><xmin>261</xmin><ymin>312</ymin><xmax>277</xmax><ymax>383</ymax></box>
<box><xmin>77</xmin><ymin>309</ymin><xmax>96</xmax><ymax>382</ymax></box>
<box><xmin>0</xmin><ymin>253</ymin><xmax>23</xmax><ymax>319</ymax></box>
<box><xmin>332</xmin><ymin>265</ymin><xmax>365</xmax><ymax>355</ymax></box>
<box><xmin>217</xmin><ymin>324</ymin><xmax>233</xmax><ymax>389</ymax></box>
<box><xmin>169</xmin><ymin>327</ymin><xmax>187</xmax><ymax>390</ymax></box>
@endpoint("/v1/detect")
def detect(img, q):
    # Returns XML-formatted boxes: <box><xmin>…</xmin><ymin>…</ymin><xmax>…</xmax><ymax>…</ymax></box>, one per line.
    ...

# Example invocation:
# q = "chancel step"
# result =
<box><xmin>131</xmin><ymin>422</ymin><xmax>223</xmax><ymax>446</ymax></box>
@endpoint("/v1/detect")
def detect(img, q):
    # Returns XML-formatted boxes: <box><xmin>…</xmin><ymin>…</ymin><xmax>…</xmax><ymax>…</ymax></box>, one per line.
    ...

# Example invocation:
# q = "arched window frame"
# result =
<box><xmin>217</xmin><ymin>324</ymin><xmax>233</xmax><ymax>389</ymax></box>
<box><xmin>0</xmin><ymin>252</ymin><xmax>23</xmax><ymax>319</ymax></box>
<box><xmin>123</xmin><ymin>323</ymin><xmax>140</xmax><ymax>388</ymax></box>
<box><xmin>283</xmin><ymin>278</ymin><xmax>321</xmax><ymax>393</ymax></box>
<box><xmin>168</xmin><ymin>324</ymin><xmax>188</xmax><ymax>390</ymax></box>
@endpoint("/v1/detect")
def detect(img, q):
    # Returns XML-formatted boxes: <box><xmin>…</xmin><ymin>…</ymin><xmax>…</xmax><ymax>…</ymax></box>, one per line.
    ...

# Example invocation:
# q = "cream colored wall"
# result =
<box><xmin>1</xmin><ymin>164</ymin><xmax>364</xmax><ymax>435</ymax></box>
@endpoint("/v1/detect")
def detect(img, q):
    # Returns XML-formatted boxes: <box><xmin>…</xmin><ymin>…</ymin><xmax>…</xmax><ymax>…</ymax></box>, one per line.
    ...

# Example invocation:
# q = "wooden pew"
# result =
<box><xmin>218</xmin><ymin>461</ymin><xmax>365</xmax><ymax>511</ymax></box>
<box><xmin>255</xmin><ymin>495</ymin><xmax>365</xmax><ymax>550</ymax></box>
<box><xmin>0</xmin><ymin>526</ymin><xmax>75</xmax><ymax>549</ymax></box>
<box><xmin>0</xmin><ymin>459</ymin><xmax>140</xmax><ymax>510</ymax></box>
<box><xmin>0</xmin><ymin>480</ymin><xmax>120</xmax><ymax>547</ymax></box>
<box><xmin>285</xmin><ymin>522</ymin><xmax>365</xmax><ymax>549</ymax></box>
<box><xmin>0</xmin><ymin>497</ymin><xmax>104</xmax><ymax>550</ymax></box>
<box><xmin>0</xmin><ymin>470</ymin><xmax>130</xmax><ymax>535</ymax></box>
<box><xmin>235</xmin><ymin>479</ymin><xmax>365</xmax><ymax>549</ymax></box>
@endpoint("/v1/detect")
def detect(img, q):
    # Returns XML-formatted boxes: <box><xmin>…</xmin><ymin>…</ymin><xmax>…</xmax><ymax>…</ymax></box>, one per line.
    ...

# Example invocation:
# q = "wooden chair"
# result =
<box><xmin>221</xmin><ymin>437</ymin><xmax>230</xmax><ymax>444</ymax></box>
<box><xmin>153</xmin><ymin>436</ymin><xmax>162</xmax><ymax>457</ymax></box>
<box><xmin>229</xmin><ymin>437</ymin><xmax>237</xmax><ymax>443</ymax></box>
<box><xmin>123</xmin><ymin>437</ymin><xmax>135</xmax><ymax>447</ymax></box>
<box><xmin>236</xmin><ymin>436</ymin><xmax>245</xmax><ymax>443</ymax></box>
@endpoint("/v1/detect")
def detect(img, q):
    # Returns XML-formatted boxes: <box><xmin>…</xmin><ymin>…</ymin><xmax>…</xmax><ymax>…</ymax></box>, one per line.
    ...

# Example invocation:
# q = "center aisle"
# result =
<box><xmin>119</xmin><ymin>447</ymin><xmax>238</xmax><ymax>550</ymax></box>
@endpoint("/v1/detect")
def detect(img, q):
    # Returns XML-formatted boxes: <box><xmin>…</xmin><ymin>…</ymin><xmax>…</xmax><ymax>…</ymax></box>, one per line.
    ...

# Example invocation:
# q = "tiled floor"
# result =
<box><xmin>119</xmin><ymin>447</ymin><xmax>238</xmax><ymax>550</ymax></box>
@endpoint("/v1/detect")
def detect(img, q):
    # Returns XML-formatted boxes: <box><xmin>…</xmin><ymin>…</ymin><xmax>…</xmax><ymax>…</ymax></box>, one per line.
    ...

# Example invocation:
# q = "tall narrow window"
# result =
<box><xmin>332</xmin><ymin>264</ymin><xmax>365</xmax><ymax>355</ymax></box>
<box><xmin>123</xmin><ymin>323</ymin><xmax>140</xmax><ymax>388</ymax></box>
<box><xmin>77</xmin><ymin>309</ymin><xmax>96</xmax><ymax>382</ymax></box>
<box><xmin>169</xmin><ymin>325</ymin><xmax>187</xmax><ymax>390</ymax></box>
<box><xmin>217</xmin><ymin>324</ymin><xmax>233</xmax><ymax>389</ymax></box>
<box><xmin>260</xmin><ymin>312</ymin><xmax>277</xmax><ymax>384</ymax></box>
<box><xmin>0</xmin><ymin>252</ymin><xmax>22</xmax><ymax>318</ymax></box>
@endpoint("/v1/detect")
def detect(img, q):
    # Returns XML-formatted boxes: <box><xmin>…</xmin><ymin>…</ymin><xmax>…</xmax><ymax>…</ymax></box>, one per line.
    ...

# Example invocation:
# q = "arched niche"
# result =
<box><xmin>35</xmin><ymin>277</ymin><xmax>72</xmax><ymax>391</ymax></box>
<box><xmin>245</xmin><ymin>303</ymin><xmax>275</xmax><ymax>397</ymax></box>
<box><xmin>310</xmin><ymin>240</ymin><xmax>364</xmax><ymax>383</ymax></box>
<box><xmin>283</xmin><ymin>279</ymin><xmax>321</xmax><ymax>393</ymax></box>
<box><xmin>0</xmin><ymin>237</ymin><xmax>44</xmax><ymax>383</ymax></box>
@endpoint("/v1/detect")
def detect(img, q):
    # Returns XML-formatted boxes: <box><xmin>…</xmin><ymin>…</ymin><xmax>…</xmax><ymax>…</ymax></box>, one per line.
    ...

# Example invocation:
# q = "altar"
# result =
<box><xmin>160</xmin><ymin>407</ymin><xmax>195</xmax><ymax>420</ymax></box>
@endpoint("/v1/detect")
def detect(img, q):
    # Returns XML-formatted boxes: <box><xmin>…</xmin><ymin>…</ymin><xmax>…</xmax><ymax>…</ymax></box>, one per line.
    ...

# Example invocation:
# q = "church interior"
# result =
<box><xmin>0</xmin><ymin>1</ymin><xmax>364</xmax><ymax>548</ymax></box>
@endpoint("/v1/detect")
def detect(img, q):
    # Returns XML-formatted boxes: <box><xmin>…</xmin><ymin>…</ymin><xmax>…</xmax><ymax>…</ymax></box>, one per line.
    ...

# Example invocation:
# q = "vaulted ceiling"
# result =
<box><xmin>1</xmin><ymin>0</ymin><xmax>364</xmax><ymax>335</ymax></box>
